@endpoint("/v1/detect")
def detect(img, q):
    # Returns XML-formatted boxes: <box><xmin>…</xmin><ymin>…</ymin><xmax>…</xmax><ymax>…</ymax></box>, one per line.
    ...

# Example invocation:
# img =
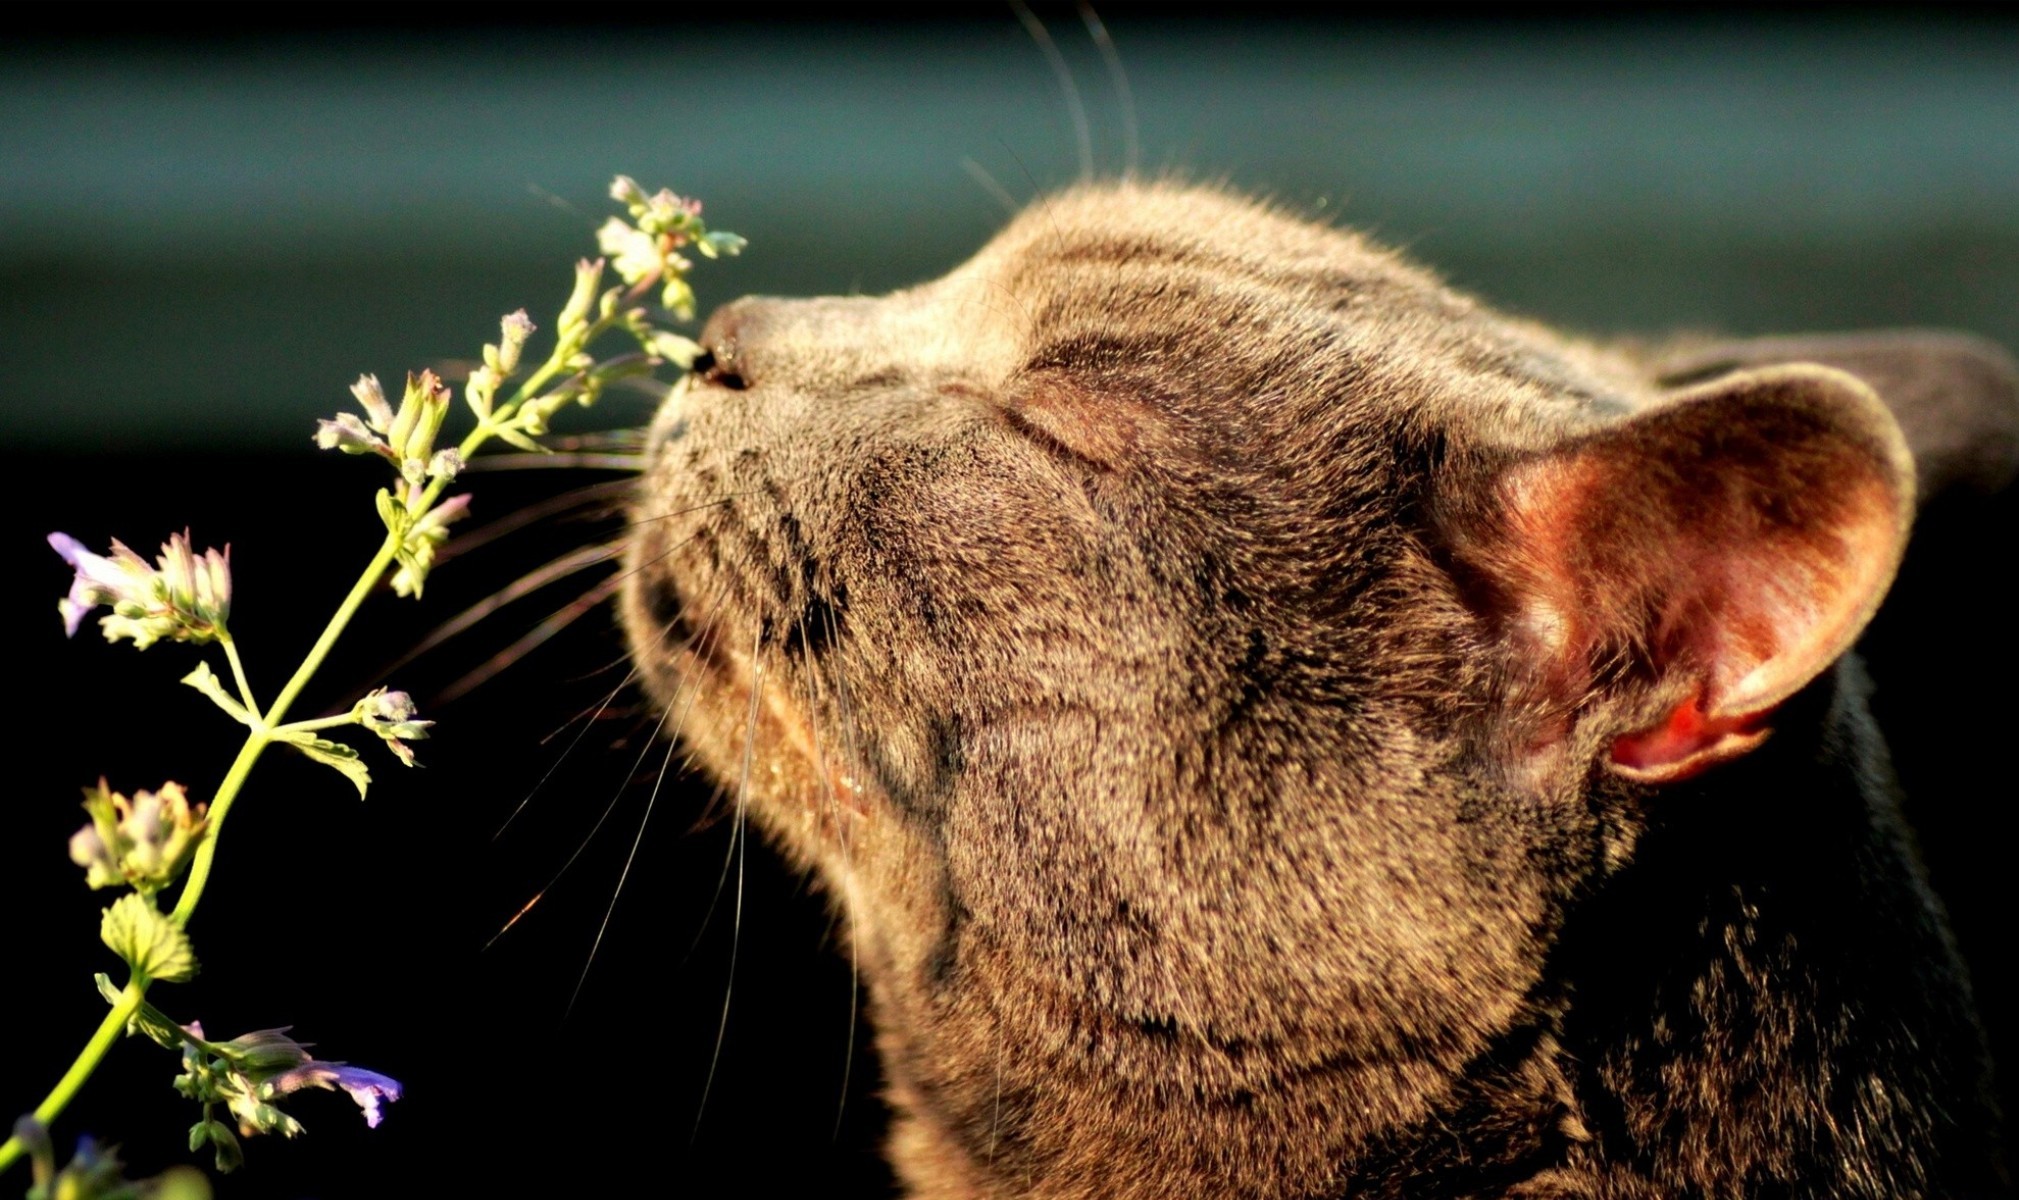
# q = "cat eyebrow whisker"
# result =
<box><xmin>1077</xmin><ymin>3</ymin><xmax>1138</xmax><ymax>177</ymax></box>
<box><xmin>962</xmin><ymin>156</ymin><xmax>1022</xmax><ymax>218</ymax></box>
<box><xmin>1012</xmin><ymin>0</ymin><xmax>1094</xmax><ymax>183</ymax></box>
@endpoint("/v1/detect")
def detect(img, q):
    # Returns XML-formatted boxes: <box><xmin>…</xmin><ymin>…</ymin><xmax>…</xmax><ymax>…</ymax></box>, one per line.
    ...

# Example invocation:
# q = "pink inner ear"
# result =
<box><xmin>1480</xmin><ymin>368</ymin><xmax>1913</xmax><ymax>785</ymax></box>
<box><xmin>1608</xmin><ymin>692</ymin><xmax>1772</xmax><ymax>784</ymax></box>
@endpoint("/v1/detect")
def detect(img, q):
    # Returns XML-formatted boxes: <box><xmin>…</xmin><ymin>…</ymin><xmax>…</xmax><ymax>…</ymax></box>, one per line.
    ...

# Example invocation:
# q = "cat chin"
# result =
<box><xmin>656</xmin><ymin>634</ymin><xmax>872</xmax><ymax>850</ymax></box>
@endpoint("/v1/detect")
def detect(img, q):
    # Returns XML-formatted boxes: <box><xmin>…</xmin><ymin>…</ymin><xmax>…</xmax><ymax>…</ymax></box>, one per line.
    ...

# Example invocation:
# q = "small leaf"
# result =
<box><xmin>275</xmin><ymin>730</ymin><xmax>372</xmax><ymax>798</ymax></box>
<box><xmin>100</xmin><ymin>892</ymin><xmax>197</xmax><ymax>984</ymax></box>
<box><xmin>699</xmin><ymin>229</ymin><xmax>747</xmax><ymax>258</ymax></box>
<box><xmin>190</xmin><ymin>1118</ymin><xmax>243</xmax><ymax>1173</ymax></box>
<box><xmin>181</xmin><ymin>662</ymin><xmax>254</xmax><ymax>727</ymax></box>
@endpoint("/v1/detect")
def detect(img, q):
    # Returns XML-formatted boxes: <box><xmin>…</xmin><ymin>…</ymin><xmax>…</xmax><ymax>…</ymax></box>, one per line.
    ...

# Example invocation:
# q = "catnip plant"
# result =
<box><xmin>3</xmin><ymin>178</ymin><xmax>740</xmax><ymax>1199</ymax></box>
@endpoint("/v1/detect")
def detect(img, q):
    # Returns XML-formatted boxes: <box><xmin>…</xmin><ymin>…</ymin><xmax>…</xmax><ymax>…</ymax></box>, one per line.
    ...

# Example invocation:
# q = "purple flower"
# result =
<box><xmin>50</xmin><ymin>531</ymin><xmax>231</xmax><ymax>647</ymax></box>
<box><xmin>263</xmin><ymin>1062</ymin><xmax>404</xmax><ymax>1129</ymax></box>
<box><xmin>49</xmin><ymin>533</ymin><xmax>154</xmax><ymax>638</ymax></box>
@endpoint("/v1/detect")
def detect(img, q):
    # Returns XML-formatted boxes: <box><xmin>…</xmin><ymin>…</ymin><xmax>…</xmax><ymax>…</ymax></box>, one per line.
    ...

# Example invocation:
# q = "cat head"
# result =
<box><xmin>618</xmin><ymin>181</ymin><xmax>2006</xmax><ymax>1191</ymax></box>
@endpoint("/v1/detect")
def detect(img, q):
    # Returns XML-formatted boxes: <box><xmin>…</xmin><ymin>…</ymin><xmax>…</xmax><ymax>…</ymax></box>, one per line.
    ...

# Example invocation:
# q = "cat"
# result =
<box><xmin>618</xmin><ymin>181</ymin><xmax>2016</xmax><ymax>1198</ymax></box>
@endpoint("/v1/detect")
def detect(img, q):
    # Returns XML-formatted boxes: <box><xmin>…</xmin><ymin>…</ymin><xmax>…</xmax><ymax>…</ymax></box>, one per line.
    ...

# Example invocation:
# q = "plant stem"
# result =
<box><xmin>1</xmin><ymin>528</ymin><xmax>409</xmax><ymax>1176</ymax></box>
<box><xmin>1</xmin><ymin>288</ymin><xmax>644</xmax><ymax>1179</ymax></box>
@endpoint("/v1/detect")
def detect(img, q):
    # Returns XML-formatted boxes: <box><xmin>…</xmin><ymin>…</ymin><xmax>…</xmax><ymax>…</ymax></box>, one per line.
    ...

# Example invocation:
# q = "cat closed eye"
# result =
<box><xmin>999</xmin><ymin>377</ymin><xmax>1146</xmax><ymax>469</ymax></box>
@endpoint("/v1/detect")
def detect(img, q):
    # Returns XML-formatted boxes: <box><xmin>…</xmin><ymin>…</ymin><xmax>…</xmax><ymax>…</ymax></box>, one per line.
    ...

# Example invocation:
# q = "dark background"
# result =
<box><xmin>4</xmin><ymin>8</ymin><xmax>2015</xmax><ymax>1196</ymax></box>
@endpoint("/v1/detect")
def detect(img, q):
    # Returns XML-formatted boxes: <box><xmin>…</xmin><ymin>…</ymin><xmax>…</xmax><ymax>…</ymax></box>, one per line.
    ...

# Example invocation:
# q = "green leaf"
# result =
<box><xmin>491</xmin><ymin>425</ymin><xmax>546</xmax><ymax>454</ymax></box>
<box><xmin>100</xmin><ymin>893</ymin><xmax>197</xmax><ymax>984</ymax></box>
<box><xmin>95</xmin><ymin>970</ymin><xmax>190</xmax><ymax>1050</ymax></box>
<box><xmin>275</xmin><ymin>730</ymin><xmax>372</xmax><ymax>798</ymax></box>
<box><xmin>181</xmin><ymin>662</ymin><xmax>254</xmax><ymax>727</ymax></box>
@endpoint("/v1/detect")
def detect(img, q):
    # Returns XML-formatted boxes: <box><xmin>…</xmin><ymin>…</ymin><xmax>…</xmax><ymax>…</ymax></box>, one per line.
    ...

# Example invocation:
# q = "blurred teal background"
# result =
<box><xmin>5</xmin><ymin>14</ymin><xmax>2018</xmax><ymax>448</ymax></box>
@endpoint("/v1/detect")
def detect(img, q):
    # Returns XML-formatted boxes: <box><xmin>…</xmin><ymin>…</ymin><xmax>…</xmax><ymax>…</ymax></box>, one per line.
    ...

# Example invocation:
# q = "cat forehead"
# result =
<box><xmin>930</xmin><ymin>182</ymin><xmax>1644</xmax><ymax>439</ymax></box>
<box><xmin>970</xmin><ymin>182</ymin><xmax>1398</xmax><ymax>276</ymax></box>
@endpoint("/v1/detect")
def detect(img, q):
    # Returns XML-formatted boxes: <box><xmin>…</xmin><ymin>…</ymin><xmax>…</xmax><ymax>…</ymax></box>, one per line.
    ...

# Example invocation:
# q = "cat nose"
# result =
<box><xmin>690</xmin><ymin>296</ymin><xmax>759</xmax><ymax>387</ymax></box>
<box><xmin>692</xmin><ymin>294</ymin><xmax>898</xmax><ymax>391</ymax></box>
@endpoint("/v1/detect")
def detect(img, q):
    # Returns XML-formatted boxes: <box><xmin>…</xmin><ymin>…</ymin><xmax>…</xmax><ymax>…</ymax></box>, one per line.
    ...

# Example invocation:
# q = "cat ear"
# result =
<box><xmin>1647</xmin><ymin>331</ymin><xmax>2019</xmax><ymax>504</ymax></box>
<box><xmin>1466</xmin><ymin>364</ymin><xmax>1915</xmax><ymax>784</ymax></box>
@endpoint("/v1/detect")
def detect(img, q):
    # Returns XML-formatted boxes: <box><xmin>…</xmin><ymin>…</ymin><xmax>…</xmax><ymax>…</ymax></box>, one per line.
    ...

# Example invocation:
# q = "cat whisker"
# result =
<box><xmin>693</xmin><ymin>622</ymin><xmax>767</xmax><ymax>1139</ymax></box>
<box><xmin>491</xmin><ymin>662</ymin><xmax>641</xmax><ymax>843</ymax></box>
<box><xmin>629</xmin><ymin>492</ymin><xmax>759</xmax><ymax>529</ymax></box>
<box><xmin>487</xmin><ymin>691</ymin><xmax>677</xmax><ymax>956</ymax></box>
<box><xmin>433</xmin><ymin>569</ymin><xmax>626</xmax><ymax>706</ymax></box>
<box><xmin>988</xmin><ymin>1032</ymin><xmax>1005</xmax><ymax>1165</ymax></box>
<box><xmin>432</xmin><ymin>477</ymin><xmax>633</xmax><ymax>565</ymax></box>
<box><xmin>793</xmin><ymin>615</ymin><xmax>864</xmax><ymax>1141</ymax></box>
<box><xmin>485</xmin><ymin>572</ymin><xmax>725</xmax><ymax>950</ymax></box>
<box><xmin>462</xmin><ymin>451</ymin><xmax>646</xmax><ymax>473</ymax></box>
<box><xmin>564</xmin><ymin>731</ymin><xmax>682</xmax><ymax>1020</ymax></box>
<box><xmin>389</xmin><ymin>540</ymin><xmax>623</xmax><ymax>686</ymax></box>
<box><xmin>486</xmin><ymin>550</ymin><xmax>713</xmax><ymax>845</ymax></box>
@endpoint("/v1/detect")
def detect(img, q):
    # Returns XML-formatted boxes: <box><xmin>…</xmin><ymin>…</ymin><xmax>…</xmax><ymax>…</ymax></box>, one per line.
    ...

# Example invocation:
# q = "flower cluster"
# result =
<box><xmin>70</xmin><ymin>781</ymin><xmax>208</xmax><ymax>896</ymax></box>
<box><xmin>598</xmin><ymin>175</ymin><xmax>745</xmax><ymax>320</ymax></box>
<box><xmin>174</xmin><ymin>1024</ymin><xmax>402</xmax><ymax>1171</ymax></box>
<box><xmin>51</xmin><ymin>532</ymin><xmax>231</xmax><ymax>649</ymax></box>
<box><xmin>315</xmin><ymin>371</ymin><xmax>465</xmax><ymax>504</ymax></box>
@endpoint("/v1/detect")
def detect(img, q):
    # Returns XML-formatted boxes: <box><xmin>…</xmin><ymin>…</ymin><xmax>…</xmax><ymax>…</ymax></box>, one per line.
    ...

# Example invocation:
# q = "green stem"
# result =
<box><xmin>218</xmin><ymin>632</ymin><xmax>260</xmax><ymax>720</ymax></box>
<box><xmin>175</xmin><ymin>529</ymin><xmax>402</xmax><ymax>928</ymax></box>
<box><xmin>271</xmin><ymin>713</ymin><xmax>357</xmax><ymax>736</ymax></box>
<box><xmin>261</xmin><ymin>534</ymin><xmax>403</xmax><ymax>730</ymax></box>
<box><xmin>0</xmin><ymin>980</ymin><xmax>143</xmax><ymax>1173</ymax></box>
<box><xmin>1</xmin><ymin>282</ymin><xmax>651</xmax><ymax>1179</ymax></box>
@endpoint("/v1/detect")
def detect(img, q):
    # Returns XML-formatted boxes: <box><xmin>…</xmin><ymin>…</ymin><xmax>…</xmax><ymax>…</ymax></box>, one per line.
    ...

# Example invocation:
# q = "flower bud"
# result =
<box><xmin>350</xmin><ymin>374</ymin><xmax>394</xmax><ymax>432</ymax></box>
<box><xmin>496</xmin><ymin>309</ymin><xmax>535</xmax><ymax>375</ymax></box>
<box><xmin>315</xmin><ymin>412</ymin><xmax>388</xmax><ymax>456</ymax></box>
<box><xmin>558</xmin><ymin>258</ymin><xmax>606</xmax><ymax>335</ymax></box>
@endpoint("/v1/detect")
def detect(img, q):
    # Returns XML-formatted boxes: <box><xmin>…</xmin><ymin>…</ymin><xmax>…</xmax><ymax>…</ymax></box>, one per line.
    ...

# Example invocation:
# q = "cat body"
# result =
<box><xmin>619</xmin><ymin>183</ymin><xmax>2013</xmax><ymax>1198</ymax></box>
